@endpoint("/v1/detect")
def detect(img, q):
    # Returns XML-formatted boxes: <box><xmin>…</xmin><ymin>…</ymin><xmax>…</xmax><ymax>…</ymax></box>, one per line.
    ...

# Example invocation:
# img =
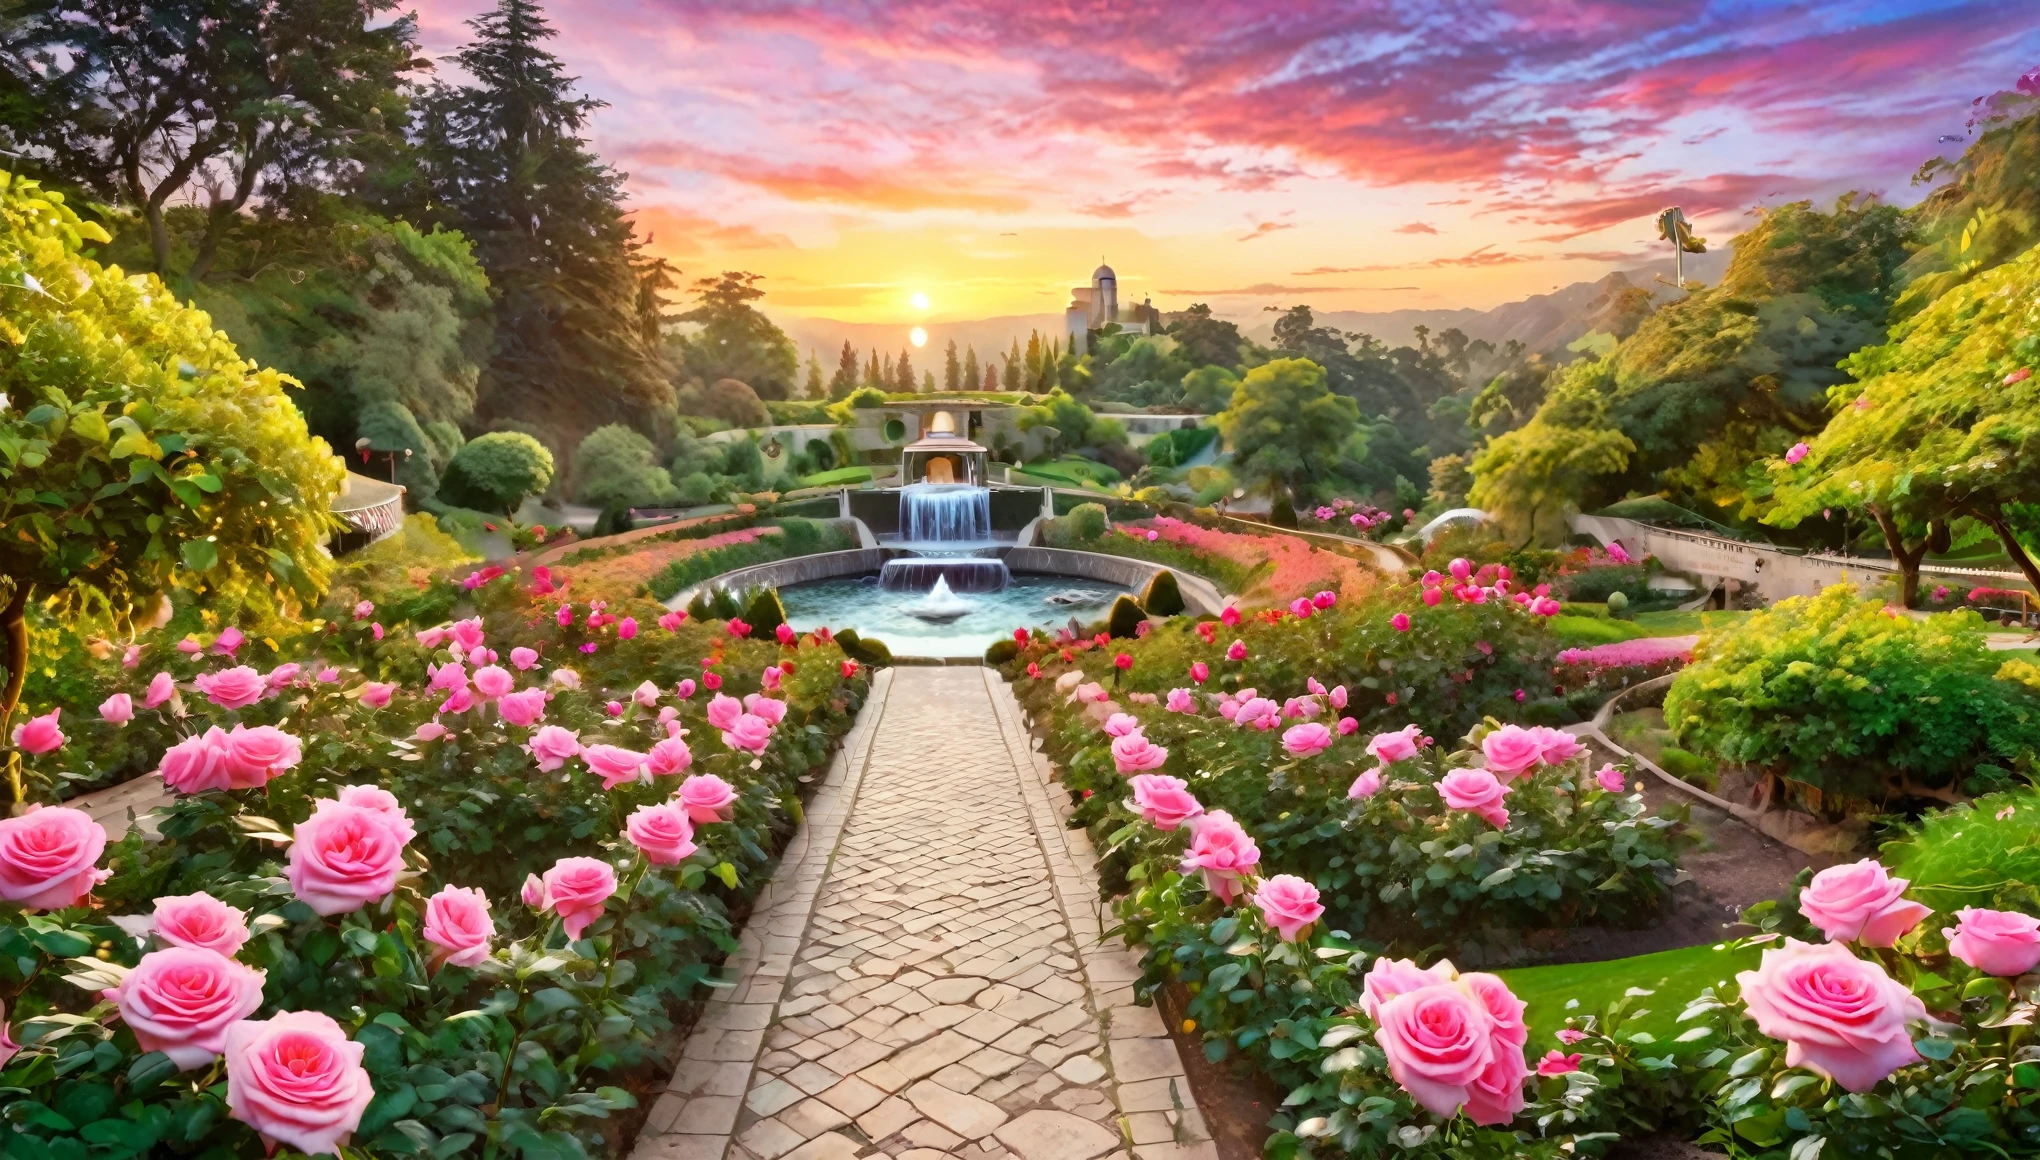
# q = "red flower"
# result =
<box><xmin>1114</xmin><ymin>653</ymin><xmax>1132</xmax><ymax>671</ymax></box>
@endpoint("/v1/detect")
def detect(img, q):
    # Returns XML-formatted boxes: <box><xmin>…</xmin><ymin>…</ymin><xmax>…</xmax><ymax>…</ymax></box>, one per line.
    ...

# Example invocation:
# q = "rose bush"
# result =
<box><xmin>0</xmin><ymin>556</ymin><xmax>871</xmax><ymax>1158</ymax></box>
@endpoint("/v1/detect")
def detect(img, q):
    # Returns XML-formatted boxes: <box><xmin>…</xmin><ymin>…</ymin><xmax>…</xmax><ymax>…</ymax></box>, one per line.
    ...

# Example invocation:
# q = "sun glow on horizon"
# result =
<box><xmin>910</xmin><ymin>291</ymin><xmax>930</xmax><ymax>311</ymax></box>
<box><xmin>909</xmin><ymin>327</ymin><xmax>928</xmax><ymax>347</ymax></box>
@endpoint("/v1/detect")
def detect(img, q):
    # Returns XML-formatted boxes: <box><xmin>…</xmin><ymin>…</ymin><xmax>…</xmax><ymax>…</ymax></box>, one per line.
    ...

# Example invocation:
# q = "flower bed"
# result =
<box><xmin>1045</xmin><ymin>514</ymin><xmax>1378</xmax><ymax>602</ymax></box>
<box><xmin>0</xmin><ymin>563</ymin><xmax>869</xmax><ymax>1158</ymax></box>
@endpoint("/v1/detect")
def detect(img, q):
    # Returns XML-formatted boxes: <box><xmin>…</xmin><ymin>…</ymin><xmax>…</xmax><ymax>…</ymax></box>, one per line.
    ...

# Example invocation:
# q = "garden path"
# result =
<box><xmin>634</xmin><ymin>666</ymin><xmax>1214</xmax><ymax>1160</ymax></box>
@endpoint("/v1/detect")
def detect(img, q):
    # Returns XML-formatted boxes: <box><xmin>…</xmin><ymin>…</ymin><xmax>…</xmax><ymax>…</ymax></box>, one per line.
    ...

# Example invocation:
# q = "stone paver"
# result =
<box><xmin>635</xmin><ymin>666</ymin><xmax>1215</xmax><ymax>1159</ymax></box>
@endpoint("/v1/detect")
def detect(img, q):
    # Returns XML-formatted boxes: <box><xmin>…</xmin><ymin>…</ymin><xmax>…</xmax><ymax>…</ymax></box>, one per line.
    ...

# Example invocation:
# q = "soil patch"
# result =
<box><xmin>1153</xmin><ymin>982</ymin><xmax>1277</xmax><ymax>1160</ymax></box>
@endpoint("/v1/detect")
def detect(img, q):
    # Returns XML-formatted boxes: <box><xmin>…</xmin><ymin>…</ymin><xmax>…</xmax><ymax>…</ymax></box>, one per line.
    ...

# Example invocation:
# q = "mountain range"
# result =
<box><xmin>774</xmin><ymin>250</ymin><xmax>1735</xmax><ymax>370</ymax></box>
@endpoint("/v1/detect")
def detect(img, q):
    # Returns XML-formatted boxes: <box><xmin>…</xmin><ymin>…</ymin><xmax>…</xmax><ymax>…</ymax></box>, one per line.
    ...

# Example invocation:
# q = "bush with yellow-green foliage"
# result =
<box><xmin>1665</xmin><ymin>584</ymin><xmax>2040</xmax><ymax>812</ymax></box>
<box><xmin>0</xmin><ymin>171</ymin><xmax>341</xmax><ymax>779</ymax></box>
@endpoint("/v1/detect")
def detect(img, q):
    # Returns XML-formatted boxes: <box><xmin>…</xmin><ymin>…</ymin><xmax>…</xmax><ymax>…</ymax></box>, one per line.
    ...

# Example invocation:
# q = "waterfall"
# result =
<box><xmin>899</xmin><ymin>484</ymin><xmax>992</xmax><ymax>544</ymax></box>
<box><xmin>879</xmin><ymin>557</ymin><xmax>1009</xmax><ymax>593</ymax></box>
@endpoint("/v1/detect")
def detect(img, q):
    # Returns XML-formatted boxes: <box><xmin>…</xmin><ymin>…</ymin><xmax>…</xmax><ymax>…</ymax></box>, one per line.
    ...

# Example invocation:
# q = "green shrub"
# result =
<box><xmin>438</xmin><ymin>431</ymin><xmax>555</xmax><ymax>514</ymax></box>
<box><xmin>357</xmin><ymin>399</ymin><xmax>442</xmax><ymax>505</ymax></box>
<box><xmin>1604</xmin><ymin>589</ymin><xmax>1630</xmax><ymax>617</ymax></box>
<box><xmin>591</xmin><ymin>503</ymin><xmax>635</xmax><ymax>537</ymax></box>
<box><xmin>688</xmin><ymin>585</ymin><xmax>745</xmax><ymax>621</ymax></box>
<box><xmin>722</xmin><ymin>437</ymin><xmax>765</xmax><ymax>488</ymax></box>
<box><xmin>1139</xmin><ymin>569</ymin><xmax>1185</xmax><ymax>616</ymax></box>
<box><xmin>673</xmin><ymin>471</ymin><xmax>720</xmax><ymax>506</ymax></box>
<box><xmin>1066</xmin><ymin>502</ymin><xmax>1108</xmax><ymax>541</ymax></box>
<box><xmin>744</xmin><ymin>587</ymin><xmax>787</xmax><ymax>633</ymax></box>
<box><xmin>984</xmin><ymin>638</ymin><xmax>1020</xmax><ymax>665</ymax></box>
<box><xmin>1882</xmin><ymin>788</ymin><xmax>2040</xmax><ymax>915</ymax></box>
<box><xmin>1656</xmin><ymin>745</ymin><xmax>1716</xmax><ymax>790</ymax></box>
<box><xmin>572</xmin><ymin>423</ymin><xmax>680</xmax><ymax>510</ymax></box>
<box><xmin>1267</xmin><ymin>485</ymin><xmax>1298</xmax><ymax>528</ymax></box>
<box><xmin>836</xmin><ymin>629</ymin><xmax>891</xmax><ymax>666</ymax></box>
<box><xmin>1664</xmin><ymin>584</ymin><xmax>2040</xmax><ymax>811</ymax></box>
<box><xmin>647</xmin><ymin>521</ymin><xmax>856</xmax><ymax>601</ymax></box>
<box><xmin>1105</xmin><ymin>594</ymin><xmax>1146</xmax><ymax>639</ymax></box>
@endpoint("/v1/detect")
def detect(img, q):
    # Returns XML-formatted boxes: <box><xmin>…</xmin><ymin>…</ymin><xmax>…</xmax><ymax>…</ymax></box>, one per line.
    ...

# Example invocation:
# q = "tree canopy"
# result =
<box><xmin>1215</xmin><ymin>357</ymin><xmax>1363</xmax><ymax>503</ymax></box>
<box><xmin>669</xmin><ymin>271</ymin><xmax>798</xmax><ymax>400</ymax></box>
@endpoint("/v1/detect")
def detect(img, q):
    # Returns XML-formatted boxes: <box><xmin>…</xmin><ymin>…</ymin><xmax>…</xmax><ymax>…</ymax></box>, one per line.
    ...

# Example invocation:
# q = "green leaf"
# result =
<box><xmin>69</xmin><ymin>410</ymin><xmax>109</xmax><ymax>443</ymax></box>
<box><xmin>714</xmin><ymin>861</ymin><xmax>739</xmax><ymax>889</ymax></box>
<box><xmin>1789</xmin><ymin>1136</ymin><xmax>1825</xmax><ymax>1160</ymax></box>
<box><xmin>1772</xmin><ymin>1074</ymin><xmax>1821</xmax><ymax>1100</ymax></box>
<box><xmin>180</xmin><ymin>539</ymin><xmax>219</xmax><ymax>572</ymax></box>
<box><xmin>1913</xmin><ymin>1036</ymin><xmax>1955</xmax><ymax>1061</ymax></box>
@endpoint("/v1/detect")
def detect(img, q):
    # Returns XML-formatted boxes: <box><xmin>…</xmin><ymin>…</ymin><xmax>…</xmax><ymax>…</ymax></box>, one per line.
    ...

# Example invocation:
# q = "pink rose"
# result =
<box><xmin>472</xmin><ymin>664</ymin><xmax>514</xmax><ymax>699</ymax></box>
<box><xmin>762</xmin><ymin>665</ymin><xmax>784</xmax><ymax>692</ymax></box>
<box><xmin>144</xmin><ymin>671</ymin><xmax>176</xmax><ymax>709</ymax></box>
<box><xmin>1226</xmin><ymin>640</ymin><xmax>1247</xmax><ymax>661</ymax></box>
<box><xmin>0</xmin><ymin>805</ymin><xmax>109</xmax><ymax>910</ymax></box>
<box><xmin>521</xmin><ymin>874</ymin><xmax>547</xmax><ymax>909</ymax></box>
<box><xmin>679</xmin><ymin>774</ymin><xmax>738</xmax><ymax>823</ymax></box>
<box><xmin>1337</xmin><ymin>717</ymin><xmax>1359</xmax><ymax>735</ymax></box>
<box><xmin>582</xmin><ymin>744</ymin><xmax>650</xmax><ymax>790</ymax></box>
<box><xmin>123</xmin><ymin>643</ymin><xmax>141</xmax><ymax>668</ymax></box>
<box><xmin>427</xmin><ymin>662</ymin><xmax>468</xmax><ymax>694</ymax></box>
<box><xmin>1528</xmin><ymin>725</ymin><xmax>1583</xmax><ymax>765</ymax></box>
<box><xmin>108</xmin><ymin>947</ymin><xmax>265</xmax><ymax>1068</ymax></box>
<box><xmin>1422</xmin><ymin>587</ymin><xmax>1443</xmax><ymax>607</ymax></box>
<box><xmin>157</xmin><ymin>727</ymin><xmax>235</xmax><ymax>794</ymax></box>
<box><xmin>1314</xmin><ymin>590</ymin><xmax>1337</xmax><ymax>609</ymax></box>
<box><xmin>1391</xmin><ymin>612</ymin><xmax>1411</xmax><ymax>631</ymax></box>
<box><xmin>439</xmin><ymin>687</ymin><xmax>476</xmax><ymax>715</ymax></box>
<box><xmin>1282</xmin><ymin>722</ymin><xmax>1333</xmax><ymax>757</ymax></box>
<box><xmin>286</xmin><ymin>803</ymin><xmax>406</xmax><ymax>916</ymax></box>
<box><xmin>1073</xmin><ymin>681</ymin><xmax>1107</xmax><ymax>704</ymax></box>
<box><xmin>1438</xmin><ymin>768</ymin><xmax>1510</xmax><ymax>829</ymax></box>
<box><xmin>264</xmin><ymin>663</ymin><xmax>300</xmax><ymax>691</ymax></box>
<box><xmin>450</xmin><ymin>617</ymin><xmax>485</xmax><ymax>652</ymax></box>
<box><xmin>10</xmin><ymin>707</ymin><xmax>63</xmax><ymax>755</ymax></box>
<box><xmin>177</xmin><ymin>636</ymin><xmax>202</xmax><ymax>655</ymax></box>
<box><xmin>1785</xmin><ymin>441</ymin><xmax>1810</xmax><ymax>465</ymax></box>
<box><xmin>353</xmin><ymin>600</ymin><xmax>374</xmax><ymax>620</ymax></box>
<box><xmin>1367</xmin><ymin>725</ymin><xmax>1424</xmax><ymax>765</ymax></box>
<box><xmin>224</xmin><ymin>724</ymin><xmax>302</xmax><ymax>788</ymax></box>
<box><xmin>511</xmin><ymin>646</ymin><xmax>540</xmax><ymax>670</ymax></box>
<box><xmin>315</xmin><ymin>668</ymin><xmax>340</xmax><ymax>683</ymax></box>
<box><xmin>1190</xmin><ymin>662</ymin><xmax>1209</xmax><ymax>684</ymax></box>
<box><xmin>224</xmin><ymin>1011</ymin><xmax>373</xmax><ymax>1157</ymax></box>
<box><xmin>100</xmin><ymin>693</ymin><xmax>134</xmax><ymax>726</ymax></box>
<box><xmin>1594</xmin><ymin>764</ymin><xmax>1627</xmax><ymax>794</ymax></box>
<box><xmin>422</xmin><ymin>885</ymin><xmax>495</xmax><ymax>969</ymax></box>
<box><xmin>705</xmin><ymin>693</ymin><xmax>744</xmax><ymax>731</ymax></box>
<box><xmin>633</xmin><ymin>680</ymin><xmax>661</xmax><ymax>708</ymax></box>
<box><xmin>648</xmin><ymin>736</ymin><xmax>693</xmax><ymax>776</ymax></box>
<box><xmin>194</xmin><ymin>666</ymin><xmax>265</xmax><ymax>710</ymax></box>
<box><xmin>1478</xmin><ymin>725</ymin><xmax>1542</xmax><ymax>782</ymax></box>
<box><xmin>1374</xmin><ymin>982</ymin><xmax>1496</xmax><ymax>1120</ymax></box>
<box><xmin>358</xmin><ymin>681</ymin><xmax>394</xmax><ymax>709</ymax></box>
<box><xmin>1537</xmin><ymin>1051</ymin><xmax>1582</xmax><ymax>1076</ymax></box>
<box><xmin>322</xmin><ymin>785</ymin><xmax>417</xmax><ymax>846</ymax></box>
<box><xmin>415</xmin><ymin>625</ymin><xmax>449</xmax><ymax>650</ymax></box>
<box><xmin>1798</xmin><ymin>859</ymin><xmax>1931</xmax><ymax>947</ymax></box>
<box><xmin>675</xmin><ymin>678</ymin><xmax>697</xmax><ymax>700</ymax></box>
<box><xmin>626</xmin><ymin>801</ymin><xmax>698</xmax><ymax>865</ymax></box>
<box><xmin>620</xmin><ymin>616</ymin><xmax>640</xmax><ymax>641</ymax></box>
<box><xmin>211</xmin><ymin>627</ymin><xmax>244</xmax><ymax>656</ymax></box>
<box><xmin>528</xmin><ymin>725</ymin><xmax>581</xmax><ymax>771</ymax></box>
<box><xmin>1180</xmin><ymin>810</ymin><xmax>1259</xmax><ymax>903</ymax></box>
<box><xmin>722</xmin><ymin>713</ymin><xmax>773</xmax><ymax>755</ymax></box>
<box><xmin>497</xmin><ymin>687</ymin><xmax>548</xmax><ymax>727</ymax></box>
<box><xmin>1111</xmin><ymin>731</ymin><xmax>1169</xmax><ymax>773</ymax></box>
<box><xmin>1736</xmin><ymin>938</ymin><xmax>1927</xmax><ymax>1092</ymax></box>
<box><xmin>1104</xmin><ymin>712</ymin><xmax>1142</xmax><ymax>738</ymax></box>
<box><xmin>744</xmin><ymin>694</ymin><xmax>788</xmax><ymax>725</ymax></box>
<box><xmin>1253</xmin><ymin>874</ymin><xmax>1324</xmax><ymax>941</ymax></box>
<box><xmin>1944</xmin><ymin>908</ymin><xmax>2040</xmax><ymax>977</ymax></box>
<box><xmin>1348</xmin><ymin>769</ymin><xmax>1383</xmax><ymax>799</ymax></box>
<box><xmin>1359</xmin><ymin>956</ymin><xmax>1454</xmax><ymax>1020</ymax></box>
<box><xmin>1127</xmin><ymin>774</ymin><xmax>1203</xmax><ymax>830</ymax></box>
<box><xmin>1556</xmin><ymin>1028</ymin><xmax>1587</xmax><ymax>1045</ymax></box>
<box><xmin>659</xmin><ymin>610</ymin><xmax>686</xmax><ymax>631</ymax></box>
<box><xmin>541</xmin><ymin>856</ymin><xmax>617</xmax><ymax>939</ymax></box>
<box><xmin>153</xmin><ymin>891</ymin><xmax>251</xmax><ymax>957</ymax></box>
<box><xmin>414</xmin><ymin>721</ymin><xmax>448</xmax><ymax>742</ymax></box>
<box><xmin>1166</xmin><ymin>688</ymin><xmax>1197</xmax><ymax>714</ymax></box>
<box><xmin>703</xmin><ymin>671</ymin><xmax>722</xmax><ymax>690</ymax></box>
<box><xmin>1232</xmin><ymin>697</ymin><xmax>1278</xmax><ymax>728</ymax></box>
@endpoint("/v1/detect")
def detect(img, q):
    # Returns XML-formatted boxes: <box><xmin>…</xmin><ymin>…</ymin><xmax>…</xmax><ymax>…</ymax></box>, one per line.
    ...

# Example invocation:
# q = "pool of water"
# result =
<box><xmin>779</xmin><ymin>574</ymin><xmax>1130</xmax><ymax>657</ymax></box>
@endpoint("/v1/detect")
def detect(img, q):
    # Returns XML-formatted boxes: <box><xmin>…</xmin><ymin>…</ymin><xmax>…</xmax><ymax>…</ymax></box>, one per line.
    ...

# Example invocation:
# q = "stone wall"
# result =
<box><xmin>1004</xmin><ymin>547</ymin><xmax>1227</xmax><ymax>616</ymax></box>
<box><xmin>663</xmin><ymin>549</ymin><xmax>885</xmax><ymax>609</ymax></box>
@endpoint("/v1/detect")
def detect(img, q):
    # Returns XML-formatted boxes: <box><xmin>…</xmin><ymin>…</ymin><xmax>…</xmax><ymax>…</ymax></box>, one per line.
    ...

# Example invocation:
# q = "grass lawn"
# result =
<box><xmin>1020</xmin><ymin>456</ymin><xmax>1121</xmax><ymax>487</ymax></box>
<box><xmin>1498</xmin><ymin>941</ymin><xmax>1760</xmax><ymax>1055</ymax></box>
<box><xmin>1630</xmin><ymin>609</ymin><xmax>1751</xmax><ymax>636</ymax></box>
<box><xmin>1549</xmin><ymin>613</ymin><xmax>1651</xmax><ymax>646</ymax></box>
<box><xmin>799</xmin><ymin>465</ymin><xmax>874</xmax><ymax>487</ymax></box>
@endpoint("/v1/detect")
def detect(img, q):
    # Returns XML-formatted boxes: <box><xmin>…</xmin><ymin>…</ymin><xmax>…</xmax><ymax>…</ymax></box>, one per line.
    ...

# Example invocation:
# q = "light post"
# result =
<box><xmin>1655</xmin><ymin>206</ymin><xmax>1708</xmax><ymax>288</ymax></box>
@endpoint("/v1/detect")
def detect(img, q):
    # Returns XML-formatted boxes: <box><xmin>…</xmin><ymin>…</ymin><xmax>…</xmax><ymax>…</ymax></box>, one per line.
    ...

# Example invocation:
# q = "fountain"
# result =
<box><xmin>901</xmin><ymin>575</ymin><xmax>974</xmax><ymax>623</ymax></box>
<box><xmin>877</xmin><ymin>412</ymin><xmax>1011</xmax><ymax>594</ymax></box>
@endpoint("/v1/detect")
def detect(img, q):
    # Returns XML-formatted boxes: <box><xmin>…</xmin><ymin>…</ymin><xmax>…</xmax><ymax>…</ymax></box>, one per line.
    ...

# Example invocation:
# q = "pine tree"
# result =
<box><xmin>866</xmin><ymin>349</ymin><xmax>882</xmax><ymax>390</ymax></box>
<box><xmin>882</xmin><ymin>351</ymin><xmax>893</xmax><ymax>388</ymax></box>
<box><xmin>943</xmin><ymin>339</ymin><xmax>960</xmax><ymax>392</ymax></box>
<box><xmin>1024</xmin><ymin>330</ymin><xmax>1043</xmax><ymax>382</ymax></box>
<box><xmin>804</xmin><ymin>350</ymin><xmax>825</xmax><ymax>399</ymax></box>
<box><xmin>1004</xmin><ymin>338</ymin><xmax>1023</xmax><ymax>392</ymax></box>
<box><xmin>407</xmin><ymin>0</ymin><xmax>670</xmax><ymax>450</ymax></box>
<box><xmin>895</xmin><ymin>348</ymin><xmax>915</xmax><ymax>392</ymax></box>
<box><xmin>983</xmin><ymin>365</ymin><xmax>998</xmax><ymax>392</ymax></box>
<box><xmin>922</xmin><ymin>370</ymin><xmax>935</xmax><ymax>392</ymax></box>
<box><xmin>962</xmin><ymin>345</ymin><xmax>979</xmax><ymax>393</ymax></box>
<box><xmin>830</xmin><ymin>341</ymin><xmax>860</xmax><ymax>399</ymax></box>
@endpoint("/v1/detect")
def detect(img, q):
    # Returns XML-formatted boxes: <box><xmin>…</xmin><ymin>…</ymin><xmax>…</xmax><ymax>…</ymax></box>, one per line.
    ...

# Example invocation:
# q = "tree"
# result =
<box><xmin>669</xmin><ymin>271</ymin><xmax>798</xmax><ymax>399</ymax></box>
<box><xmin>401</xmin><ymin>0</ymin><xmax>671</xmax><ymax>451</ymax></box>
<box><xmin>962</xmin><ymin>345</ymin><xmax>979</xmax><ymax>393</ymax></box>
<box><xmin>438</xmin><ymin>431</ymin><xmax>554</xmax><ymax>514</ymax></box>
<box><xmin>803</xmin><ymin>351</ymin><xmax>824</xmax><ymax>399</ymax></box>
<box><xmin>677</xmin><ymin>378</ymin><xmax>767</xmax><ymax>427</ymax></box>
<box><xmin>1004</xmin><ymin>338</ymin><xmax>1023</xmax><ymax>392</ymax></box>
<box><xmin>5</xmin><ymin>0</ymin><xmax>421</xmax><ymax>280</ymax></box>
<box><xmin>983</xmin><ymin>364</ymin><xmax>998</xmax><ymax>392</ymax></box>
<box><xmin>895</xmin><ymin>347</ymin><xmax>915</xmax><ymax>393</ymax></box>
<box><xmin>1169</xmin><ymin>303</ymin><xmax>1244</xmax><ymax>368</ymax></box>
<box><xmin>0</xmin><ymin>173</ymin><xmax>342</xmax><ymax>800</ymax></box>
<box><xmin>864</xmin><ymin>349</ymin><xmax>882</xmax><ymax>390</ymax></box>
<box><xmin>829</xmin><ymin>341</ymin><xmax>860</xmax><ymax>399</ymax></box>
<box><xmin>1765</xmin><ymin>239</ymin><xmax>2040</xmax><ymax>597</ymax></box>
<box><xmin>1017</xmin><ymin>390</ymin><xmax>1125</xmax><ymax>459</ymax></box>
<box><xmin>1468</xmin><ymin>358</ymin><xmax>1635</xmax><ymax>545</ymax></box>
<box><xmin>1214</xmin><ymin>358</ymin><xmax>1361</xmax><ymax>506</ymax></box>
<box><xmin>922</xmin><ymin>370</ymin><xmax>935</xmax><ymax>392</ymax></box>
<box><xmin>1181</xmin><ymin>365</ymin><xmax>1239</xmax><ymax>413</ymax></box>
<box><xmin>943</xmin><ymin>339</ymin><xmax>960</xmax><ymax>392</ymax></box>
<box><xmin>571</xmin><ymin>423</ymin><xmax>679</xmax><ymax>510</ymax></box>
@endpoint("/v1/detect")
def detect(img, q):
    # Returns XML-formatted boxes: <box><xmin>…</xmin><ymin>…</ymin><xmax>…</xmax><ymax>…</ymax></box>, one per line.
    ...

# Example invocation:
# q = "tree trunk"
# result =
<box><xmin>1867</xmin><ymin>505</ymin><xmax>1928</xmax><ymax>607</ymax></box>
<box><xmin>186</xmin><ymin>141</ymin><xmax>265</xmax><ymax>284</ymax></box>
<box><xmin>1976</xmin><ymin>504</ymin><xmax>2040</xmax><ymax>599</ymax></box>
<box><xmin>1</xmin><ymin>583</ymin><xmax>30</xmax><ymax>809</ymax></box>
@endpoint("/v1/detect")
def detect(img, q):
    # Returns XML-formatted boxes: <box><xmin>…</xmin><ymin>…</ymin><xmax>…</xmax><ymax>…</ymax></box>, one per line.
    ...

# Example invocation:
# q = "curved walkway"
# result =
<box><xmin>635</xmin><ymin>667</ymin><xmax>1213</xmax><ymax>1160</ymax></box>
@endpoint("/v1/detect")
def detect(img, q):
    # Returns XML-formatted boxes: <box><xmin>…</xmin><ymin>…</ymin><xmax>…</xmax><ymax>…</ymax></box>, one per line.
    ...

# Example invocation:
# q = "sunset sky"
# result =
<box><xmin>410</xmin><ymin>0</ymin><xmax>2040</xmax><ymax>324</ymax></box>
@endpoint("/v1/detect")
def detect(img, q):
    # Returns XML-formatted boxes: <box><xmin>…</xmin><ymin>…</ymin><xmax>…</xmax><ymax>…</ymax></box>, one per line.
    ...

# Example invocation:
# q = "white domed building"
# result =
<box><xmin>1065</xmin><ymin>262</ymin><xmax>1156</xmax><ymax>354</ymax></box>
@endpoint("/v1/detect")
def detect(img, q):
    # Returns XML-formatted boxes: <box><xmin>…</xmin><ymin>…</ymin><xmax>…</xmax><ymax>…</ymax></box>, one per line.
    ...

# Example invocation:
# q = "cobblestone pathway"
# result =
<box><xmin>636</xmin><ymin>666</ymin><xmax>1214</xmax><ymax>1160</ymax></box>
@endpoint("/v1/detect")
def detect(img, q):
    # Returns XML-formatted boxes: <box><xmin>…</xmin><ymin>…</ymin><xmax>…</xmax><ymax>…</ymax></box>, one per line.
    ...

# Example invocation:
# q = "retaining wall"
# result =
<box><xmin>1003</xmin><ymin>546</ymin><xmax>1227</xmax><ymax>616</ymax></box>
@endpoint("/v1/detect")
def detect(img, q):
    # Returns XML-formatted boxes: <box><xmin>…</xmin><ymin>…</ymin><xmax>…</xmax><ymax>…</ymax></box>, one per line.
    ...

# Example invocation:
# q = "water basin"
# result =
<box><xmin>779</xmin><ymin>574</ymin><xmax>1129</xmax><ymax>657</ymax></box>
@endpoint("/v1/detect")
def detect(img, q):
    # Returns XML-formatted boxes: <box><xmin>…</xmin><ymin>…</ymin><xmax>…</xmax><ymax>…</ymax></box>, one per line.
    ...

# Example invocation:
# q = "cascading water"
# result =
<box><xmin>880</xmin><ymin>483</ymin><xmax>1009</xmax><ymax>593</ymax></box>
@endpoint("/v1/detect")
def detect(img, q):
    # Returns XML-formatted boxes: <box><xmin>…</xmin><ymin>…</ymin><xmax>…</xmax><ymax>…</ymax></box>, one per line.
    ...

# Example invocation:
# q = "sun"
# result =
<box><xmin>910</xmin><ymin>291</ymin><xmax>930</xmax><ymax>311</ymax></box>
<box><xmin>909</xmin><ymin>327</ymin><xmax>928</xmax><ymax>348</ymax></box>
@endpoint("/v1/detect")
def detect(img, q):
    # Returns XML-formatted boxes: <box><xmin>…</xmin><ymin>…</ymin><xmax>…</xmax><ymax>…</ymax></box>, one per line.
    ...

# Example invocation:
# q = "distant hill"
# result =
<box><xmin>1237</xmin><ymin>251</ymin><xmax>1734</xmax><ymax>353</ymax></box>
<box><xmin>772</xmin><ymin>251</ymin><xmax>1736</xmax><ymax>369</ymax></box>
